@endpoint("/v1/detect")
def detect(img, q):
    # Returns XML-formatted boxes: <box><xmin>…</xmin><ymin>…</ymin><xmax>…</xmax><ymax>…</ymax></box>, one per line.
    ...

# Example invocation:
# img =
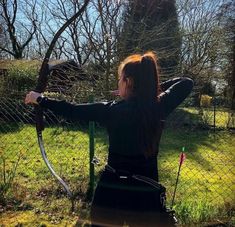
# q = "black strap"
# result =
<box><xmin>105</xmin><ymin>165</ymin><xmax>165</xmax><ymax>191</ymax></box>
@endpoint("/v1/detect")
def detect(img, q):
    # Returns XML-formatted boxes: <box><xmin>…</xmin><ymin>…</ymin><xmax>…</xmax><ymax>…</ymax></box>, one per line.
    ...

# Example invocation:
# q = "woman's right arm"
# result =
<box><xmin>160</xmin><ymin>77</ymin><xmax>184</xmax><ymax>91</ymax></box>
<box><xmin>25</xmin><ymin>91</ymin><xmax>110</xmax><ymax>123</ymax></box>
<box><xmin>159</xmin><ymin>77</ymin><xmax>194</xmax><ymax>117</ymax></box>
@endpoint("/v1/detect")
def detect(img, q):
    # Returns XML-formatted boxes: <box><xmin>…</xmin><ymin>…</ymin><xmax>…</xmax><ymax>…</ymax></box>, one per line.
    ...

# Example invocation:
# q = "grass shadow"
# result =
<box><xmin>0</xmin><ymin>122</ymin><xmax>22</xmax><ymax>134</ymax></box>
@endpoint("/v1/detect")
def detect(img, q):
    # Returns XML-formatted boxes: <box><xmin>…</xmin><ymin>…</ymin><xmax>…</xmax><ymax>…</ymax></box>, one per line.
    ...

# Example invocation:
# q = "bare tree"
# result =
<box><xmin>89</xmin><ymin>0</ymin><xmax>123</xmax><ymax>93</ymax></box>
<box><xmin>22</xmin><ymin>0</ymin><xmax>123</xmax><ymax>98</ymax></box>
<box><xmin>0</xmin><ymin>7</ymin><xmax>8</xmax><ymax>59</ymax></box>
<box><xmin>177</xmin><ymin>0</ymin><xmax>226</xmax><ymax>97</ymax></box>
<box><xmin>46</xmin><ymin>0</ymin><xmax>123</xmax><ymax>96</ymax></box>
<box><xmin>0</xmin><ymin>0</ymin><xmax>38</xmax><ymax>59</ymax></box>
<box><xmin>178</xmin><ymin>0</ymin><xmax>223</xmax><ymax>73</ymax></box>
<box><xmin>47</xmin><ymin>0</ymin><xmax>87</xmax><ymax>64</ymax></box>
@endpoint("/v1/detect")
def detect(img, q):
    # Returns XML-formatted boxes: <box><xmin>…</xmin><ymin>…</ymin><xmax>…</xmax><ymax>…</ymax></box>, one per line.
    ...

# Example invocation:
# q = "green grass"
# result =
<box><xmin>0</xmin><ymin>122</ymin><xmax>234</xmax><ymax>226</ymax></box>
<box><xmin>159</xmin><ymin>128</ymin><xmax>235</xmax><ymax>225</ymax></box>
<box><xmin>181</xmin><ymin>107</ymin><xmax>235</xmax><ymax>128</ymax></box>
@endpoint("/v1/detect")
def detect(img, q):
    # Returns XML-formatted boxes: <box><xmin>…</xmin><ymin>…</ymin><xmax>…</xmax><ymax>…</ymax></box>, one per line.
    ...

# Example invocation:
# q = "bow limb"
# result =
<box><xmin>37</xmin><ymin>132</ymin><xmax>73</xmax><ymax>198</ymax></box>
<box><xmin>36</xmin><ymin>0</ymin><xmax>91</xmax><ymax>94</ymax></box>
<box><xmin>34</xmin><ymin>0</ymin><xmax>90</xmax><ymax>198</ymax></box>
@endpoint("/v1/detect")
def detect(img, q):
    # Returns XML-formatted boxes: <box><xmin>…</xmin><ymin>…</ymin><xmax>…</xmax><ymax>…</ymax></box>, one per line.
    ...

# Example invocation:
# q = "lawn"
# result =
<box><xmin>0</xmin><ymin>121</ymin><xmax>234</xmax><ymax>226</ymax></box>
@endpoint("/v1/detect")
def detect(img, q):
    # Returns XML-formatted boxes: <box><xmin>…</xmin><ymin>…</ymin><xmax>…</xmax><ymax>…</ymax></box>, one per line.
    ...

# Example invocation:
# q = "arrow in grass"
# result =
<box><xmin>171</xmin><ymin>147</ymin><xmax>186</xmax><ymax>209</ymax></box>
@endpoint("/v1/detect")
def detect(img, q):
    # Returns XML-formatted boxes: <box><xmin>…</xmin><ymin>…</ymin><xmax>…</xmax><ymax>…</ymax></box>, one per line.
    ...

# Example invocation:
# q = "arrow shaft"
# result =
<box><xmin>171</xmin><ymin>164</ymin><xmax>182</xmax><ymax>209</ymax></box>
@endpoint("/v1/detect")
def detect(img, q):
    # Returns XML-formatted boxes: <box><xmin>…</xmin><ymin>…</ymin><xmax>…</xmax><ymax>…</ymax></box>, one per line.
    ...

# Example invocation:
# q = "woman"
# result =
<box><xmin>25</xmin><ymin>51</ymin><xmax>193</xmax><ymax>226</ymax></box>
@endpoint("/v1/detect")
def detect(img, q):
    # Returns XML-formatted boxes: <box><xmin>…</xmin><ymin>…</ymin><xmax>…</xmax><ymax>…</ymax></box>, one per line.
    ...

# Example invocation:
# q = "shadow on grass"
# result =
<box><xmin>166</xmin><ymin>107</ymin><xmax>201</xmax><ymax>129</ymax></box>
<box><xmin>159</xmin><ymin>108</ymin><xmax>230</xmax><ymax>171</ymax></box>
<box><xmin>0</xmin><ymin>122</ymin><xmax>22</xmax><ymax>134</ymax></box>
<box><xmin>161</xmin><ymin>127</ymin><xmax>219</xmax><ymax>171</ymax></box>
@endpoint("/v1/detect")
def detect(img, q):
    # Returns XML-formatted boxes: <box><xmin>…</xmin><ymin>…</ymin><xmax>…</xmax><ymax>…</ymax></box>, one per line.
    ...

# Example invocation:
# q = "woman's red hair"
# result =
<box><xmin>118</xmin><ymin>51</ymin><xmax>161</xmax><ymax>102</ymax></box>
<box><xmin>118</xmin><ymin>51</ymin><xmax>162</xmax><ymax>157</ymax></box>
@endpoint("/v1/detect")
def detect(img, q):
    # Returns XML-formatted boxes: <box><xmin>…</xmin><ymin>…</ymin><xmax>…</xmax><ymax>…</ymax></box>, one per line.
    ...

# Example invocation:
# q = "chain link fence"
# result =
<box><xmin>0</xmin><ymin>69</ymin><xmax>234</xmax><ymax>226</ymax></box>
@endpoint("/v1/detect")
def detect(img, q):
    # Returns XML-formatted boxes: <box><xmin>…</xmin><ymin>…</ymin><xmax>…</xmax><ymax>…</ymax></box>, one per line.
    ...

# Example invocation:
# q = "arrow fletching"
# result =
<box><xmin>179</xmin><ymin>152</ymin><xmax>186</xmax><ymax>166</ymax></box>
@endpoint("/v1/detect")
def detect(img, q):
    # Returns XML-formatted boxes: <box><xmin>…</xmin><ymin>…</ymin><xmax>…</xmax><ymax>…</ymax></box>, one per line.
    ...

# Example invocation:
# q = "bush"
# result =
<box><xmin>200</xmin><ymin>95</ymin><xmax>213</xmax><ymax>108</ymax></box>
<box><xmin>0</xmin><ymin>60</ymin><xmax>39</xmax><ymax>96</ymax></box>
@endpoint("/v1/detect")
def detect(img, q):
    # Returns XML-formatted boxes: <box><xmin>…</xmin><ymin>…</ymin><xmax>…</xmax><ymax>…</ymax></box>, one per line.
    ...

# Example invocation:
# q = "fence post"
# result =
<box><xmin>87</xmin><ymin>94</ymin><xmax>95</xmax><ymax>200</ymax></box>
<box><xmin>213</xmin><ymin>96</ymin><xmax>216</xmax><ymax>133</ymax></box>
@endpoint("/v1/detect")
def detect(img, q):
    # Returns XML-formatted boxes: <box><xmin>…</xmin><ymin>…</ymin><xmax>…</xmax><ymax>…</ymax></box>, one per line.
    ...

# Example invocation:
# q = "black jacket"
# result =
<box><xmin>39</xmin><ymin>77</ymin><xmax>193</xmax><ymax>181</ymax></box>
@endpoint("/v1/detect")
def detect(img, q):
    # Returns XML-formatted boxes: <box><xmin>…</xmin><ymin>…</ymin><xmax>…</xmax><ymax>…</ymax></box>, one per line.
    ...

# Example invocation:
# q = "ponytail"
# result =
<box><xmin>118</xmin><ymin>51</ymin><xmax>162</xmax><ymax>157</ymax></box>
<box><xmin>139</xmin><ymin>53</ymin><xmax>160</xmax><ymax>102</ymax></box>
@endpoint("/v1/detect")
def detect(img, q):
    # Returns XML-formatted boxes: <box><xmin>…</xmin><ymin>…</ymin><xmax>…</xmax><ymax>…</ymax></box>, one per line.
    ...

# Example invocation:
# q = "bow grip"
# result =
<box><xmin>35</xmin><ymin>105</ymin><xmax>44</xmax><ymax>132</ymax></box>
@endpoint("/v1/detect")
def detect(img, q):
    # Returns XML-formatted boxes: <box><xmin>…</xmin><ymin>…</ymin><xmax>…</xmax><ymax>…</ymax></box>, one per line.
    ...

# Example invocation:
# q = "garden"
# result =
<box><xmin>1</xmin><ymin>0</ymin><xmax>235</xmax><ymax>226</ymax></box>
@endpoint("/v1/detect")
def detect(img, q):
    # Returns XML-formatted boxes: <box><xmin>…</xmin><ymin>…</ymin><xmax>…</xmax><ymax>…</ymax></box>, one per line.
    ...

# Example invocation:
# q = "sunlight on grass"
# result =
<box><xmin>183</xmin><ymin>107</ymin><xmax>235</xmax><ymax>128</ymax></box>
<box><xmin>0</xmin><ymin>210</ymin><xmax>84</xmax><ymax>227</ymax></box>
<box><xmin>159</xmin><ymin>129</ymin><xmax>235</xmax><ymax>225</ymax></box>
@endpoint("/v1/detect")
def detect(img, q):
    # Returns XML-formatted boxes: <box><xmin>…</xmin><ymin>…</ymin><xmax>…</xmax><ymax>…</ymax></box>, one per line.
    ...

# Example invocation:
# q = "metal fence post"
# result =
<box><xmin>213</xmin><ymin>96</ymin><xmax>216</xmax><ymax>133</ymax></box>
<box><xmin>87</xmin><ymin>94</ymin><xmax>95</xmax><ymax>200</ymax></box>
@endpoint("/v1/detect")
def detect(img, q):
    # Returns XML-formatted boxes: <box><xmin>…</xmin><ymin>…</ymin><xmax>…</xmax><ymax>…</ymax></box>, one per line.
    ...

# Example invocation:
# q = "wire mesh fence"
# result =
<box><xmin>0</xmin><ymin>70</ymin><xmax>234</xmax><ymax>226</ymax></box>
<box><xmin>0</xmin><ymin>95</ymin><xmax>91</xmax><ymax>198</ymax></box>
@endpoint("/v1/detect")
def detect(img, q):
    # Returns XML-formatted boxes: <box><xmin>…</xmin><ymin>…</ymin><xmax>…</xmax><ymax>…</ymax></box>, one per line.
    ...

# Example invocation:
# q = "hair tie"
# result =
<box><xmin>141</xmin><ymin>55</ymin><xmax>147</xmax><ymax>64</ymax></box>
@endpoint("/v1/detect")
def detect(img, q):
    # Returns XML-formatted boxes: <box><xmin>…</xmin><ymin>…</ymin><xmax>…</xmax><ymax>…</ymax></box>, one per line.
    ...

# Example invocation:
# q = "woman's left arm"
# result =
<box><xmin>25</xmin><ymin>91</ymin><xmax>111</xmax><ymax>123</ymax></box>
<box><xmin>39</xmin><ymin>98</ymin><xmax>110</xmax><ymax>123</ymax></box>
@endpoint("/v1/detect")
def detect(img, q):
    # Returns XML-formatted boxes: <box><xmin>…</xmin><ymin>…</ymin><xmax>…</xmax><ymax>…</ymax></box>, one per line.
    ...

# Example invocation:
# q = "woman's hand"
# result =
<box><xmin>25</xmin><ymin>91</ymin><xmax>42</xmax><ymax>105</ymax></box>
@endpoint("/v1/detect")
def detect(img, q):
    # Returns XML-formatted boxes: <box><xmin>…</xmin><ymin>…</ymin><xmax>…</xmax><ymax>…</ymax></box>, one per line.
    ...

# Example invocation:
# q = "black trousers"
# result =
<box><xmin>90</xmin><ymin>171</ymin><xmax>176</xmax><ymax>227</ymax></box>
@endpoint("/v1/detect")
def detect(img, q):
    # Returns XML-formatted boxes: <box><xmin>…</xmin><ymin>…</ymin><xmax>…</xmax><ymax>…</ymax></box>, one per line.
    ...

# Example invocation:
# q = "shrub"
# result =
<box><xmin>200</xmin><ymin>95</ymin><xmax>213</xmax><ymax>108</ymax></box>
<box><xmin>0</xmin><ymin>152</ymin><xmax>21</xmax><ymax>205</ymax></box>
<box><xmin>0</xmin><ymin>60</ymin><xmax>39</xmax><ymax>96</ymax></box>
